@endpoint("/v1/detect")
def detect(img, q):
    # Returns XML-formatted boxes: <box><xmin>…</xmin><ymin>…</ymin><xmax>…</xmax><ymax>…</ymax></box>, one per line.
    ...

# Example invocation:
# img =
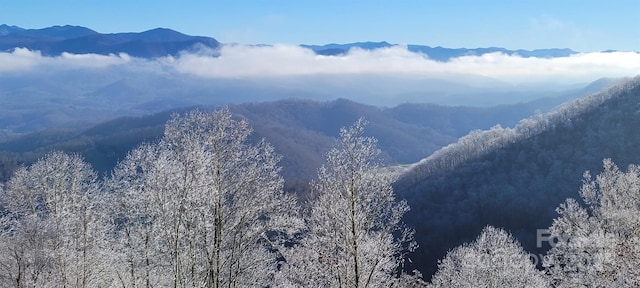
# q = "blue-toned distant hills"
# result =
<box><xmin>1</xmin><ymin>24</ymin><xmax>584</xmax><ymax>60</ymax></box>
<box><xmin>0</xmin><ymin>24</ymin><xmax>220</xmax><ymax>58</ymax></box>
<box><xmin>301</xmin><ymin>41</ymin><xmax>578</xmax><ymax>61</ymax></box>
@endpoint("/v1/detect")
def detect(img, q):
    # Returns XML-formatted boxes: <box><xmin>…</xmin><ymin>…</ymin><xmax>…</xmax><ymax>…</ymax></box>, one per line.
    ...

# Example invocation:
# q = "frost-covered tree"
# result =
<box><xmin>0</xmin><ymin>152</ymin><xmax>111</xmax><ymax>288</ymax></box>
<box><xmin>108</xmin><ymin>108</ymin><xmax>299</xmax><ymax>288</ymax></box>
<box><xmin>107</xmin><ymin>143</ymin><xmax>166</xmax><ymax>288</ymax></box>
<box><xmin>429</xmin><ymin>225</ymin><xmax>548</xmax><ymax>288</ymax></box>
<box><xmin>543</xmin><ymin>159</ymin><xmax>640</xmax><ymax>287</ymax></box>
<box><xmin>277</xmin><ymin>118</ymin><xmax>417</xmax><ymax>287</ymax></box>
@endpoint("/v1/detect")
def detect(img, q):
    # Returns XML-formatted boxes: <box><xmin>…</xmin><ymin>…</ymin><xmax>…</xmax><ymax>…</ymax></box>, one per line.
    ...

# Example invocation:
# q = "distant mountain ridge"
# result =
<box><xmin>1</xmin><ymin>24</ymin><xmax>588</xmax><ymax>61</ymax></box>
<box><xmin>301</xmin><ymin>41</ymin><xmax>578</xmax><ymax>61</ymax></box>
<box><xmin>0</xmin><ymin>24</ymin><xmax>220</xmax><ymax>58</ymax></box>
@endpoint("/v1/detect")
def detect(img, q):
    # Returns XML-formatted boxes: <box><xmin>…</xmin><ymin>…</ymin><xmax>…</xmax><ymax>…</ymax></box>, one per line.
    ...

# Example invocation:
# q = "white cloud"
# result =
<box><xmin>0</xmin><ymin>49</ymin><xmax>132</xmax><ymax>72</ymax></box>
<box><xmin>167</xmin><ymin>44</ymin><xmax>640</xmax><ymax>84</ymax></box>
<box><xmin>0</xmin><ymin>48</ymin><xmax>42</xmax><ymax>71</ymax></box>
<box><xmin>58</xmin><ymin>52</ymin><xmax>132</xmax><ymax>68</ymax></box>
<box><xmin>1</xmin><ymin>45</ymin><xmax>638</xmax><ymax>85</ymax></box>
<box><xmin>444</xmin><ymin>51</ymin><xmax>640</xmax><ymax>83</ymax></box>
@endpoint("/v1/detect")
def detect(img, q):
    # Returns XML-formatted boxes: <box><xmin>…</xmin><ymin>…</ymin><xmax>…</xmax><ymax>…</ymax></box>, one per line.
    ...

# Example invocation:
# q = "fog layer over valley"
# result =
<box><xmin>0</xmin><ymin>61</ymin><xmax>605</xmax><ymax>134</ymax></box>
<box><xmin>1</xmin><ymin>35</ymin><xmax>638</xmax><ymax>135</ymax></box>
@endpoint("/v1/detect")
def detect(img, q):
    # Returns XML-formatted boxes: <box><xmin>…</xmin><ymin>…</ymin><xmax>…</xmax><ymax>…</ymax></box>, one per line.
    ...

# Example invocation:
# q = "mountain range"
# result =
<box><xmin>0</xmin><ymin>98</ymin><xmax>531</xmax><ymax>184</ymax></box>
<box><xmin>0</xmin><ymin>24</ymin><xmax>220</xmax><ymax>57</ymax></box>
<box><xmin>0</xmin><ymin>76</ymin><xmax>620</xmax><ymax>189</ymax></box>
<box><xmin>301</xmin><ymin>42</ymin><xmax>578</xmax><ymax>61</ymax></box>
<box><xmin>2</xmin><ymin>24</ymin><xmax>582</xmax><ymax>60</ymax></box>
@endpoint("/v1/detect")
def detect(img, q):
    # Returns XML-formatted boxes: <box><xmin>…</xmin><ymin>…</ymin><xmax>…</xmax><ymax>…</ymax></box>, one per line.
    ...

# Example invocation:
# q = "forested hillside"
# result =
<box><xmin>394</xmin><ymin>76</ymin><xmax>640</xmax><ymax>277</ymax></box>
<box><xmin>1</xmin><ymin>94</ymin><xmax>590</xmax><ymax>190</ymax></box>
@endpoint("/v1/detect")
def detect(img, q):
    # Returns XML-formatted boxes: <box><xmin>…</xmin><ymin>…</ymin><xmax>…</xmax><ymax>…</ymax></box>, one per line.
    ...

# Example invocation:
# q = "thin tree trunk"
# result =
<box><xmin>349</xmin><ymin>156</ymin><xmax>360</xmax><ymax>288</ymax></box>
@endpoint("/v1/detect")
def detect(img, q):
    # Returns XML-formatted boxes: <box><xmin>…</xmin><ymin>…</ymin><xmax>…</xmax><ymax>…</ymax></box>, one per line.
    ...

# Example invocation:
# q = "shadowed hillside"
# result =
<box><xmin>394</xmin><ymin>76</ymin><xmax>640</xmax><ymax>278</ymax></box>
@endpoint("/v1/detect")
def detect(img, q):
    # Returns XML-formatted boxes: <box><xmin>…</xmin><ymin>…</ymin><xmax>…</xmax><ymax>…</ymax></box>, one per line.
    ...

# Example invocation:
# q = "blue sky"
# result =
<box><xmin>1</xmin><ymin>0</ymin><xmax>638</xmax><ymax>52</ymax></box>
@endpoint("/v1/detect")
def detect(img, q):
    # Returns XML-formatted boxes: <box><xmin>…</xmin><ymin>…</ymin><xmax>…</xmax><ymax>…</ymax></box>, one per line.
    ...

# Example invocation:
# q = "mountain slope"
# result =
<box><xmin>230</xmin><ymin>99</ymin><xmax>455</xmax><ymax>183</ymax></box>
<box><xmin>3</xmin><ymin>92</ymin><xmax>594</xmax><ymax>187</ymax></box>
<box><xmin>393</xmin><ymin>76</ymin><xmax>640</xmax><ymax>278</ymax></box>
<box><xmin>0</xmin><ymin>25</ymin><xmax>219</xmax><ymax>57</ymax></box>
<box><xmin>0</xmin><ymin>99</ymin><xmax>454</xmax><ymax>184</ymax></box>
<box><xmin>0</xmin><ymin>76</ymin><xmax>620</xmax><ymax>183</ymax></box>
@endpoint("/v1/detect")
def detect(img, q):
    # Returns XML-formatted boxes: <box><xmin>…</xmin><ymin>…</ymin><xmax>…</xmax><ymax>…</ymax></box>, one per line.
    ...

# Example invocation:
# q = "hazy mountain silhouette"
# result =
<box><xmin>0</xmin><ymin>74</ymin><xmax>622</xmax><ymax>194</ymax></box>
<box><xmin>0</xmin><ymin>24</ymin><xmax>220</xmax><ymax>58</ymax></box>
<box><xmin>301</xmin><ymin>41</ymin><xmax>578</xmax><ymax>61</ymax></box>
<box><xmin>2</xmin><ymin>24</ymin><xmax>583</xmax><ymax>61</ymax></box>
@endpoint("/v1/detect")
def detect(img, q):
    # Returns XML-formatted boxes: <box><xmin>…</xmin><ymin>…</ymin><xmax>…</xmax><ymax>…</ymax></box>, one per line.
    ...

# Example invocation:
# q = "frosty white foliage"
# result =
<box><xmin>544</xmin><ymin>159</ymin><xmax>640</xmax><ymax>287</ymax></box>
<box><xmin>0</xmin><ymin>152</ymin><xmax>111</xmax><ymax>288</ymax></box>
<box><xmin>429</xmin><ymin>226</ymin><xmax>548</xmax><ymax>288</ymax></box>
<box><xmin>108</xmin><ymin>108</ymin><xmax>299</xmax><ymax>287</ymax></box>
<box><xmin>277</xmin><ymin>118</ymin><xmax>418</xmax><ymax>287</ymax></box>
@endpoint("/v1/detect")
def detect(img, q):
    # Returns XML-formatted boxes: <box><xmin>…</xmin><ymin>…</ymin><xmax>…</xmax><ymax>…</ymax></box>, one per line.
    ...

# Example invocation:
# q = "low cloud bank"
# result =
<box><xmin>0</xmin><ymin>48</ymin><xmax>134</xmax><ymax>71</ymax></box>
<box><xmin>1</xmin><ymin>45</ymin><xmax>638</xmax><ymax>85</ymax></box>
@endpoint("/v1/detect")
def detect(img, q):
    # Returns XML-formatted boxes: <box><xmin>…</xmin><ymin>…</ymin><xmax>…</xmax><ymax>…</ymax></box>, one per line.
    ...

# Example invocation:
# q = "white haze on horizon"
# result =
<box><xmin>1</xmin><ymin>45</ymin><xmax>638</xmax><ymax>86</ymax></box>
<box><xmin>168</xmin><ymin>45</ymin><xmax>640</xmax><ymax>84</ymax></box>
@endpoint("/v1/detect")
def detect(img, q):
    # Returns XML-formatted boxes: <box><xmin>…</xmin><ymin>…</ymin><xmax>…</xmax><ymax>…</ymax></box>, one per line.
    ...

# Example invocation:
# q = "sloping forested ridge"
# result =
<box><xmin>394</xmin><ymin>76</ymin><xmax>640</xmax><ymax>277</ymax></box>
<box><xmin>0</xmin><ymin>95</ymin><xmax>563</xmax><ymax>188</ymax></box>
<box><xmin>0</xmin><ymin>75</ymin><xmax>612</xmax><ymax>184</ymax></box>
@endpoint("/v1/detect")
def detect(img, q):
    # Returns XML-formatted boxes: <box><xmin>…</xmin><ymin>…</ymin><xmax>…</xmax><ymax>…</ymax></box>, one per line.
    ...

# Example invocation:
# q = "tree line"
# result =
<box><xmin>0</xmin><ymin>109</ymin><xmax>419</xmax><ymax>287</ymax></box>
